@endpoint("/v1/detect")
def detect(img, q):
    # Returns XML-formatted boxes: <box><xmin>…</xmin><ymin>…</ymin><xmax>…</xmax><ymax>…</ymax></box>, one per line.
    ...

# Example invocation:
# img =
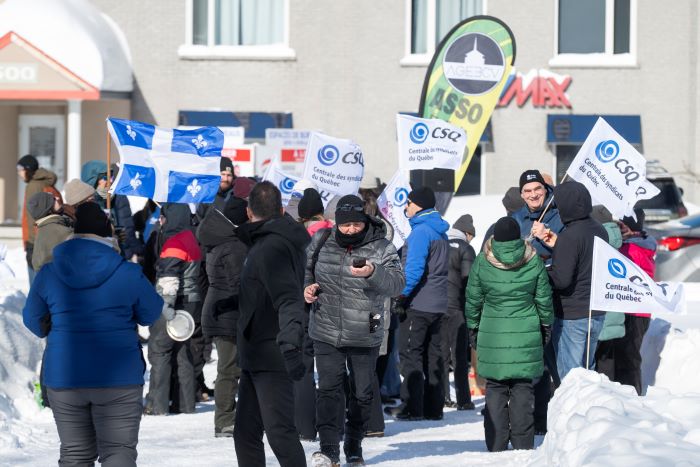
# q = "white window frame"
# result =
<box><xmin>179</xmin><ymin>0</ymin><xmax>295</xmax><ymax>60</ymax></box>
<box><xmin>400</xmin><ymin>0</ymin><xmax>487</xmax><ymax>67</ymax></box>
<box><xmin>549</xmin><ymin>0</ymin><xmax>637</xmax><ymax>68</ymax></box>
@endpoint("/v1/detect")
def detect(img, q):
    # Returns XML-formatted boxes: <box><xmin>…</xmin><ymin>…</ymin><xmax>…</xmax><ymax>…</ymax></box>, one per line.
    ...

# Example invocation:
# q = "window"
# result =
<box><xmin>551</xmin><ymin>0</ymin><xmax>636</xmax><ymax>67</ymax></box>
<box><xmin>403</xmin><ymin>0</ymin><xmax>483</xmax><ymax>66</ymax></box>
<box><xmin>180</xmin><ymin>0</ymin><xmax>294</xmax><ymax>60</ymax></box>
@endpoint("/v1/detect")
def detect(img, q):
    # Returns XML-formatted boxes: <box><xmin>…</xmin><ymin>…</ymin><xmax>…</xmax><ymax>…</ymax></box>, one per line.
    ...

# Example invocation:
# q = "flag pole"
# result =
<box><xmin>536</xmin><ymin>173</ymin><xmax>569</xmax><ymax>223</ymax></box>
<box><xmin>106</xmin><ymin>119</ymin><xmax>112</xmax><ymax>212</ymax></box>
<box><xmin>585</xmin><ymin>307</ymin><xmax>593</xmax><ymax>370</ymax></box>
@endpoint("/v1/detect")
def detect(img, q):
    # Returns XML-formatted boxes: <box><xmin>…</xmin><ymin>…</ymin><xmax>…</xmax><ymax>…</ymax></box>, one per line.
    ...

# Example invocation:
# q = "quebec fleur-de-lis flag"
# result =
<box><xmin>107</xmin><ymin>118</ymin><xmax>223</xmax><ymax>203</ymax></box>
<box><xmin>419</xmin><ymin>16</ymin><xmax>516</xmax><ymax>190</ymax></box>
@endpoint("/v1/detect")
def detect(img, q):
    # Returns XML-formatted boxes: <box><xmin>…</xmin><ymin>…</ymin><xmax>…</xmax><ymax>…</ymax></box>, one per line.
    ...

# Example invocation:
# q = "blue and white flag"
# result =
<box><xmin>107</xmin><ymin>118</ymin><xmax>223</xmax><ymax>204</ymax></box>
<box><xmin>263</xmin><ymin>161</ymin><xmax>300</xmax><ymax>207</ymax></box>
<box><xmin>377</xmin><ymin>170</ymin><xmax>412</xmax><ymax>250</ymax></box>
<box><xmin>302</xmin><ymin>132</ymin><xmax>364</xmax><ymax>196</ymax></box>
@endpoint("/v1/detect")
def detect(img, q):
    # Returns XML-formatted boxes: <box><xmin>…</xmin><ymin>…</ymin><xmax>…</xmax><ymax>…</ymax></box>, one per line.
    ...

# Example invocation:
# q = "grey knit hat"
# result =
<box><xmin>453</xmin><ymin>214</ymin><xmax>475</xmax><ymax>236</ymax></box>
<box><xmin>64</xmin><ymin>179</ymin><xmax>96</xmax><ymax>206</ymax></box>
<box><xmin>27</xmin><ymin>192</ymin><xmax>55</xmax><ymax>220</ymax></box>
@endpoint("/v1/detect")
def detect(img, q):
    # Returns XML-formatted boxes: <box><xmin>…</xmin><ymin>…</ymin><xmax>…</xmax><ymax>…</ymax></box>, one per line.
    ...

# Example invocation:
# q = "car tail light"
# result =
<box><xmin>678</xmin><ymin>205</ymin><xmax>688</xmax><ymax>218</ymax></box>
<box><xmin>658</xmin><ymin>236</ymin><xmax>700</xmax><ymax>251</ymax></box>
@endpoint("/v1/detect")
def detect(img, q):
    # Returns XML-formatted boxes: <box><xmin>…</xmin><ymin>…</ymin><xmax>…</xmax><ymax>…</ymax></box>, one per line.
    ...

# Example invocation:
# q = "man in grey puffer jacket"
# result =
<box><xmin>304</xmin><ymin>195</ymin><xmax>404</xmax><ymax>467</ymax></box>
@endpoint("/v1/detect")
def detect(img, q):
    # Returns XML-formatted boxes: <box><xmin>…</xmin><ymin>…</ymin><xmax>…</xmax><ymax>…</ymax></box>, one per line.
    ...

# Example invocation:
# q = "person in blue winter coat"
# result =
<box><xmin>387</xmin><ymin>186</ymin><xmax>450</xmax><ymax>421</ymax></box>
<box><xmin>23</xmin><ymin>202</ymin><xmax>163</xmax><ymax>467</ymax></box>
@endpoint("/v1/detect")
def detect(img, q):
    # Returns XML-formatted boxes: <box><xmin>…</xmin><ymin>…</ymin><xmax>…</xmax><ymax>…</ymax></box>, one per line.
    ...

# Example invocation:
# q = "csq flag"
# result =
<box><xmin>397</xmin><ymin>114</ymin><xmax>467</xmax><ymax>172</ymax></box>
<box><xmin>591</xmin><ymin>236</ymin><xmax>684</xmax><ymax>316</ymax></box>
<box><xmin>419</xmin><ymin>16</ymin><xmax>515</xmax><ymax>191</ymax></box>
<box><xmin>302</xmin><ymin>132</ymin><xmax>364</xmax><ymax>196</ymax></box>
<box><xmin>377</xmin><ymin>170</ymin><xmax>412</xmax><ymax>250</ymax></box>
<box><xmin>566</xmin><ymin>117</ymin><xmax>660</xmax><ymax>219</ymax></box>
<box><xmin>107</xmin><ymin>118</ymin><xmax>223</xmax><ymax>203</ymax></box>
<box><xmin>263</xmin><ymin>161</ymin><xmax>300</xmax><ymax>207</ymax></box>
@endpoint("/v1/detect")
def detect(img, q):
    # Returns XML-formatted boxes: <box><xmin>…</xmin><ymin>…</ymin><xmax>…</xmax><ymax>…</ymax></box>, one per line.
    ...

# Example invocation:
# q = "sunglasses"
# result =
<box><xmin>337</xmin><ymin>204</ymin><xmax>365</xmax><ymax>213</ymax></box>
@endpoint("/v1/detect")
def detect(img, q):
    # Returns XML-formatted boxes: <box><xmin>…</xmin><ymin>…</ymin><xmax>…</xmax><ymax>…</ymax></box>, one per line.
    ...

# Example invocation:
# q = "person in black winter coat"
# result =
<box><xmin>233</xmin><ymin>182</ymin><xmax>309</xmax><ymax>467</ymax></box>
<box><xmin>442</xmin><ymin>215</ymin><xmax>476</xmax><ymax>411</ymax></box>
<box><xmin>547</xmin><ymin>181</ymin><xmax>608</xmax><ymax>382</ymax></box>
<box><xmin>197</xmin><ymin>196</ymin><xmax>249</xmax><ymax>438</ymax></box>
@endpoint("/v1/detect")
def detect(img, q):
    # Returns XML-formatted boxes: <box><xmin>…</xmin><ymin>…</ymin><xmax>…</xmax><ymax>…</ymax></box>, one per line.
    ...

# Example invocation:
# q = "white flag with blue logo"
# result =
<box><xmin>107</xmin><ymin>118</ymin><xmax>224</xmax><ymax>204</ymax></box>
<box><xmin>396</xmin><ymin>114</ymin><xmax>467</xmax><ymax>172</ymax></box>
<box><xmin>302</xmin><ymin>132</ymin><xmax>364</xmax><ymax>196</ymax></box>
<box><xmin>591</xmin><ymin>236</ymin><xmax>684</xmax><ymax>316</ymax></box>
<box><xmin>377</xmin><ymin>170</ymin><xmax>412</xmax><ymax>250</ymax></box>
<box><xmin>565</xmin><ymin>117</ymin><xmax>660</xmax><ymax>219</ymax></box>
<box><xmin>262</xmin><ymin>162</ymin><xmax>300</xmax><ymax>207</ymax></box>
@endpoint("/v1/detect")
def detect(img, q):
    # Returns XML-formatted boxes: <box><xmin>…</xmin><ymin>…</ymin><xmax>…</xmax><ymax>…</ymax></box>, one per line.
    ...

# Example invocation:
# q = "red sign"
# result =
<box><xmin>498</xmin><ymin>69</ymin><xmax>572</xmax><ymax>108</ymax></box>
<box><xmin>222</xmin><ymin>148</ymin><xmax>251</xmax><ymax>162</ymax></box>
<box><xmin>280</xmin><ymin>148</ymin><xmax>306</xmax><ymax>163</ymax></box>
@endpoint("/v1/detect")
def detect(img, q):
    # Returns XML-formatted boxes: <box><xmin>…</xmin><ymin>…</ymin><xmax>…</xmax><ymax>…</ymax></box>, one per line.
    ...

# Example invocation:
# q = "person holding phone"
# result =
<box><xmin>303</xmin><ymin>195</ymin><xmax>404</xmax><ymax>467</ymax></box>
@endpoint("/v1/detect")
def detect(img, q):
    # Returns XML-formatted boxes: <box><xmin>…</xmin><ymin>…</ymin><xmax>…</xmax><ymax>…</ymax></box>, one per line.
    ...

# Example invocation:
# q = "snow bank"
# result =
<box><xmin>529</xmin><ymin>368</ymin><xmax>700</xmax><ymax>466</ymax></box>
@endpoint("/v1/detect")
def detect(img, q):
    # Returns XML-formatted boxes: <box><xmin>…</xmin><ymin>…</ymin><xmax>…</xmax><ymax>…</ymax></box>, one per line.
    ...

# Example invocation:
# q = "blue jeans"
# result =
<box><xmin>552</xmin><ymin>315</ymin><xmax>605</xmax><ymax>382</ymax></box>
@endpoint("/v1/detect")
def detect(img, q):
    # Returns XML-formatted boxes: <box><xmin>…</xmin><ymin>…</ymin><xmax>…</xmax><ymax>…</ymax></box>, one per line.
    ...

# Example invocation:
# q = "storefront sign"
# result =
<box><xmin>498</xmin><ymin>69</ymin><xmax>572</xmax><ymax>108</ymax></box>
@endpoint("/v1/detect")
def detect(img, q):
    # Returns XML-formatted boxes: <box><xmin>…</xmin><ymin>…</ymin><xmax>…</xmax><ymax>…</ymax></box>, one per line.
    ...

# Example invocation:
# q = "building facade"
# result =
<box><xmin>1</xmin><ymin>0</ymin><xmax>698</xmax><ymax>222</ymax></box>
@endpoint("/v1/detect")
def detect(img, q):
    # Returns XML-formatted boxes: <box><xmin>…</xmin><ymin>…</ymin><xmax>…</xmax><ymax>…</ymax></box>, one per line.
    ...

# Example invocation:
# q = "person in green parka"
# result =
<box><xmin>466</xmin><ymin>216</ymin><xmax>554</xmax><ymax>452</ymax></box>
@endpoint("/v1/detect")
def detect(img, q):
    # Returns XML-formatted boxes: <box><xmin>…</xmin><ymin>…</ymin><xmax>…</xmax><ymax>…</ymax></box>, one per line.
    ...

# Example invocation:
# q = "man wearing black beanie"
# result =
<box><xmin>387</xmin><ymin>185</ymin><xmax>450</xmax><ymax>421</ymax></box>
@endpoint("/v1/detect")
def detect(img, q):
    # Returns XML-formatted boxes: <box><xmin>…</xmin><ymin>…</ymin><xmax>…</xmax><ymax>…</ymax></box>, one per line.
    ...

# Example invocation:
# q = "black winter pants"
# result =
<box><xmin>47</xmin><ymin>385</ymin><xmax>143</xmax><ymax>467</ymax></box>
<box><xmin>441</xmin><ymin>307</ymin><xmax>471</xmax><ymax>406</ymax></box>
<box><xmin>314</xmin><ymin>341</ymin><xmax>379</xmax><ymax>460</ymax></box>
<box><xmin>399</xmin><ymin>310</ymin><xmax>444</xmax><ymax>418</ymax></box>
<box><xmin>213</xmin><ymin>336</ymin><xmax>240</xmax><ymax>430</ymax></box>
<box><xmin>145</xmin><ymin>315</ymin><xmax>195</xmax><ymax>414</ymax></box>
<box><xmin>595</xmin><ymin>315</ymin><xmax>650</xmax><ymax>395</ymax></box>
<box><xmin>484</xmin><ymin>378</ymin><xmax>534</xmax><ymax>452</ymax></box>
<box><xmin>533</xmin><ymin>339</ymin><xmax>558</xmax><ymax>431</ymax></box>
<box><xmin>233</xmin><ymin>370</ymin><xmax>306</xmax><ymax>467</ymax></box>
<box><xmin>294</xmin><ymin>328</ymin><xmax>317</xmax><ymax>440</ymax></box>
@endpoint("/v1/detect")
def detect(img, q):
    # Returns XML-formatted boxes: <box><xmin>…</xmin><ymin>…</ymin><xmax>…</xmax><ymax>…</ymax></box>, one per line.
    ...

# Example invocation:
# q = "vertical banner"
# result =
<box><xmin>419</xmin><ymin>16</ymin><xmax>516</xmax><ymax>190</ymax></box>
<box><xmin>302</xmin><ymin>132</ymin><xmax>364</xmax><ymax>196</ymax></box>
<box><xmin>377</xmin><ymin>170</ymin><xmax>412</xmax><ymax>250</ymax></box>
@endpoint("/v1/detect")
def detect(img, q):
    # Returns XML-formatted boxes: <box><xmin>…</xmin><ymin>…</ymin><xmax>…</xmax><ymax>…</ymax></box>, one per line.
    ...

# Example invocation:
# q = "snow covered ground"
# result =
<box><xmin>1</xmin><ymin>241</ymin><xmax>700</xmax><ymax>466</ymax></box>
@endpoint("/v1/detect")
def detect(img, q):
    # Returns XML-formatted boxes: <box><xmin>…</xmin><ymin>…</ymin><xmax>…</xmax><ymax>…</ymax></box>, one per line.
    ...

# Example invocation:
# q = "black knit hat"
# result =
<box><xmin>223</xmin><ymin>196</ymin><xmax>248</xmax><ymax>226</ymax></box>
<box><xmin>622</xmin><ymin>208</ymin><xmax>645</xmax><ymax>232</ymax></box>
<box><xmin>298</xmin><ymin>188</ymin><xmax>324</xmax><ymax>220</ymax></box>
<box><xmin>17</xmin><ymin>154</ymin><xmax>39</xmax><ymax>172</ymax></box>
<box><xmin>407</xmin><ymin>186</ymin><xmax>436</xmax><ymax>210</ymax></box>
<box><xmin>27</xmin><ymin>192</ymin><xmax>55</xmax><ymax>220</ymax></box>
<box><xmin>335</xmin><ymin>195</ymin><xmax>366</xmax><ymax>225</ymax></box>
<box><xmin>519</xmin><ymin>170</ymin><xmax>547</xmax><ymax>191</ymax></box>
<box><xmin>493</xmin><ymin>216</ymin><xmax>520</xmax><ymax>242</ymax></box>
<box><xmin>74</xmin><ymin>202</ymin><xmax>112</xmax><ymax>237</ymax></box>
<box><xmin>502</xmin><ymin>186</ymin><xmax>526</xmax><ymax>215</ymax></box>
<box><xmin>453</xmin><ymin>214</ymin><xmax>475</xmax><ymax>236</ymax></box>
<box><xmin>220</xmin><ymin>157</ymin><xmax>234</xmax><ymax>174</ymax></box>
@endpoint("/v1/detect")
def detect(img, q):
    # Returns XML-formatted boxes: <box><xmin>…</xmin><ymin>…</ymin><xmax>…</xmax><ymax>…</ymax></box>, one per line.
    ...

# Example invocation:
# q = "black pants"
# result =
<box><xmin>314</xmin><ymin>341</ymin><xmax>379</xmax><ymax>460</ymax></box>
<box><xmin>596</xmin><ymin>315</ymin><xmax>650</xmax><ymax>395</ymax></box>
<box><xmin>484</xmin><ymin>379</ymin><xmax>534</xmax><ymax>452</ymax></box>
<box><xmin>294</xmin><ymin>328</ymin><xmax>317</xmax><ymax>440</ymax></box>
<box><xmin>233</xmin><ymin>370</ymin><xmax>306</xmax><ymax>467</ymax></box>
<box><xmin>213</xmin><ymin>336</ymin><xmax>240</xmax><ymax>430</ymax></box>
<box><xmin>441</xmin><ymin>307</ymin><xmax>471</xmax><ymax>406</ymax></box>
<box><xmin>145</xmin><ymin>315</ymin><xmax>195</xmax><ymax>414</ymax></box>
<box><xmin>533</xmin><ymin>339</ymin><xmax>558</xmax><ymax>431</ymax></box>
<box><xmin>398</xmin><ymin>310</ymin><xmax>444</xmax><ymax>418</ymax></box>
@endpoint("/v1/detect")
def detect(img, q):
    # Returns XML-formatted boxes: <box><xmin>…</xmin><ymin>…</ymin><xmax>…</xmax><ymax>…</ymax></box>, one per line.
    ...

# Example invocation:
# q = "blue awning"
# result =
<box><xmin>400</xmin><ymin>112</ymin><xmax>493</xmax><ymax>144</ymax></box>
<box><xmin>178</xmin><ymin>111</ymin><xmax>293</xmax><ymax>140</ymax></box>
<box><xmin>547</xmin><ymin>114</ymin><xmax>642</xmax><ymax>145</ymax></box>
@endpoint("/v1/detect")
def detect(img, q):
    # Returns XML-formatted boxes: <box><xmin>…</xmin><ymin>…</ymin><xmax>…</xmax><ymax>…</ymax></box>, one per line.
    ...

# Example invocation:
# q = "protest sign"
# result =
<box><xmin>262</xmin><ymin>161</ymin><xmax>300</xmax><ymax>206</ymax></box>
<box><xmin>302</xmin><ymin>132</ymin><xmax>364</xmax><ymax>196</ymax></box>
<box><xmin>591</xmin><ymin>236</ymin><xmax>684</xmax><ymax>316</ymax></box>
<box><xmin>377</xmin><ymin>170</ymin><xmax>412</xmax><ymax>250</ymax></box>
<box><xmin>566</xmin><ymin>117</ymin><xmax>660</xmax><ymax>219</ymax></box>
<box><xmin>419</xmin><ymin>16</ymin><xmax>516</xmax><ymax>190</ymax></box>
<box><xmin>397</xmin><ymin>114</ymin><xmax>467</xmax><ymax>171</ymax></box>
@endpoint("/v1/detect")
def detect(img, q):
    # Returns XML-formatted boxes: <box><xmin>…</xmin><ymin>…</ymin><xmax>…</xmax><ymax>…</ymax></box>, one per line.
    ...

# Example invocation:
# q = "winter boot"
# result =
<box><xmin>343</xmin><ymin>438</ymin><xmax>365</xmax><ymax>465</ymax></box>
<box><xmin>214</xmin><ymin>425</ymin><xmax>234</xmax><ymax>438</ymax></box>
<box><xmin>311</xmin><ymin>451</ymin><xmax>340</xmax><ymax>467</ymax></box>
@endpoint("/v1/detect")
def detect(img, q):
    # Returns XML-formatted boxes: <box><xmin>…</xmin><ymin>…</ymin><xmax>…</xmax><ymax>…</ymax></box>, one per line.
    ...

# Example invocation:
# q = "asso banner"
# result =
<box><xmin>377</xmin><ymin>170</ymin><xmax>412</xmax><ymax>250</ymax></box>
<box><xmin>302</xmin><ymin>132</ymin><xmax>364</xmax><ymax>196</ymax></box>
<box><xmin>591</xmin><ymin>237</ymin><xmax>684</xmax><ymax>316</ymax></box>
<box><xmin>419</xmin><ymin>16</ymin><xmax>516</xmax><ymax>190</ymax></box>
<box><xmin>566</xmin><ymin>118</ymin><xmax>660</xmax><ymax>219</ymax></box>
<box><xmin>396</xmin><ymin>114</ymin><xmax>467</xmax><ymax>171</ymax></box>
<box><xmin>262</xmin><ymin>162</ymin><xmax>299</xmax><ymax>206</ymax></box>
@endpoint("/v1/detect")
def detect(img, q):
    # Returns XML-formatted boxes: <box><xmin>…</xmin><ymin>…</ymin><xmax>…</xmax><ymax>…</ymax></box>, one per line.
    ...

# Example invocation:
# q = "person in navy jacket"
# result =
<box><xmin>23</xmin><ymin>202</ymin><xmax>162</xmax><ymax>467</ymax></box>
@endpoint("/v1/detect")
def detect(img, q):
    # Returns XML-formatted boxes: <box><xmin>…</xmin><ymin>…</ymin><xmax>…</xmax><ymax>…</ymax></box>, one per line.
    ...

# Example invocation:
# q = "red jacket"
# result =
<box><xmin>620</xmin><ymin>241</ymin><xmax>655</xmax><ymax>318</ymax></box>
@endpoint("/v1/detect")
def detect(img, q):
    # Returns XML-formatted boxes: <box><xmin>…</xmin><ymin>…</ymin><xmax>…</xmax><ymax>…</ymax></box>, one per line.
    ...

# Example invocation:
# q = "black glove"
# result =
<box><xmin>392</xmin><ymin>295</ymin><xmax>408</xmax><ymax>317</ymax></box>
<box><xmin>39</xmin><ymin>314</ymin><xmax>52</xmax><ymax>336</ymax></box>
<box><xmin>115</xmin><ymin>227</ymin><xmax>127</xmax><ymax>244</ymax></box>
<box><xmin>283</xmin><ymin>349</ymin><xmax>306</xmax><ymax>381</ymax></box>
<box><xmin>469</xmin><ymin>328</ymin><xmax>478</xmax><ymax>349</ymax></box>
<box><xmin>25</xmin><ymin>243</ymin><xmax>34</xmax><ymax>267</ymax></box>
<box><xmin>541</xmin><ymin>325</ymin><xmax>552</xmax><ymax>347</ymax></box>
